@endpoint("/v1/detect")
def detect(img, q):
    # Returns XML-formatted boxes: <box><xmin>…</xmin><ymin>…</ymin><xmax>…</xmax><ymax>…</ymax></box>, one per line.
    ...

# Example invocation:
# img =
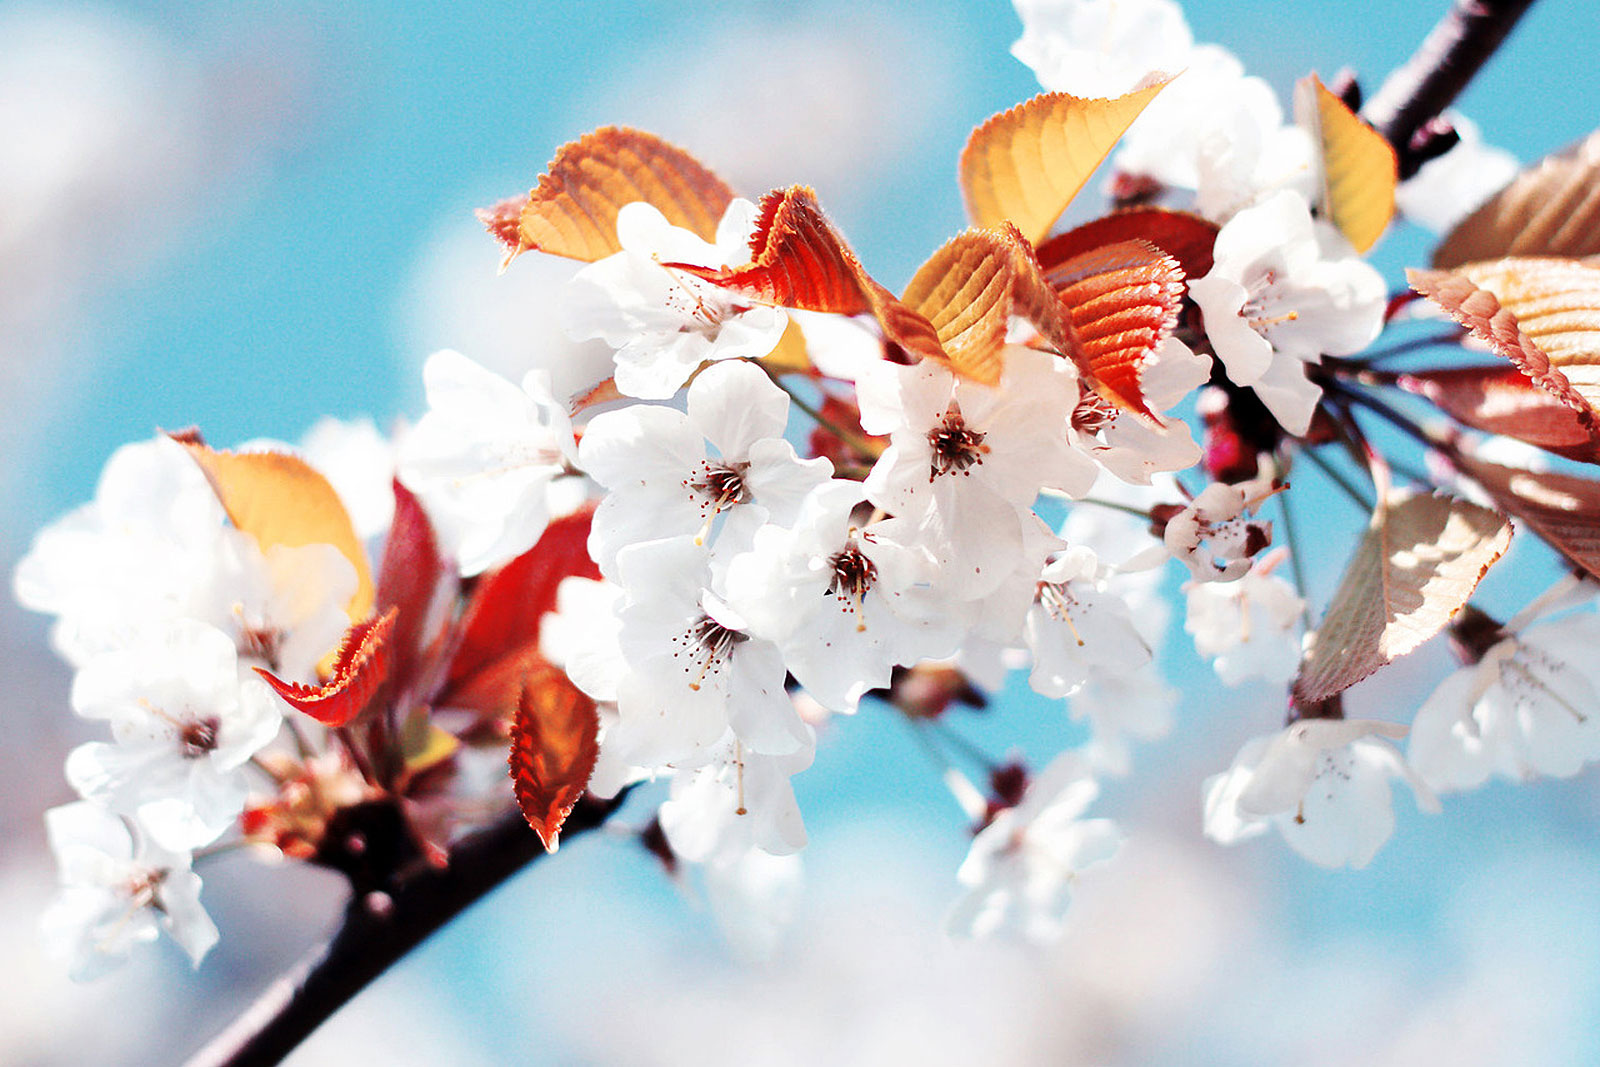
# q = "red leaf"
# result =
<box><xmin>441</xmin><ymin>505</ymin><xmax>602</xmax><ymax>710</ymax></box>
<box><xmin>671</xmin><ymin>185</ymin><xmax>946</xmax><ymax>364</ymax></box>
<box><xmin>375</xmin><ymin>480</ymin><xmax>455</xmax><ymax>692</ymax></box>
<box><xmin>1035</xmin><ymin>209</ymin><xmax>1219</xmax><ymax>283</ymax></box>
<box><xmin>1400</xmin><ymin>365</ymin><xmax>1600</xmax><ymax>464</ymax></box>
<box><xmin>1454</xmin><ymin>452</ymin><xmax>1600</xmax><ymax>580</ymax></box>
<box><xmin>1047</xmin><ymin>238</ymin><xmax>1185</xmax><ymax>419</ymax></box>
<box><xmin>256</xmin><ymin>609</ymin><xmax>397</xmax><ymax>728</ymax></box>
<box><xmin>509</xmin><ymin>666</ymin><xmax>600</xmax><ymax>851</ymax></box>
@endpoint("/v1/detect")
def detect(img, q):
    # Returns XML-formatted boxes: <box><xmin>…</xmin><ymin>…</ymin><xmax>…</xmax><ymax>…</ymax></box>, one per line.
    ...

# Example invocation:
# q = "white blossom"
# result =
<box><xmin>948</xmin><ymin>751</ymin><xmax>1122</xmax><ymax>942</ymax></box>
<box><xmin>40</xmin><ymin>802</ymin><xmax>217</xmax><ymax>979</ymax></box>
<box><xmin>659</xmin><ymin>731</ymin><xmax>814</xmax><ymax>862</ymax></box>
<box><xmin>1010</xmin><ymin>0</ymin><xmax>1192</xmax><ymax>98</ymax></box>
<box><xmin>1203</xmin><ymin>717</ymin><xmax>1438</xmax><ymax>869</ymax></box>
<box><xmin>1395</xmin><ymin>112</ymin><xmax>1519</xmax><ymax>235</ymax></box>
<box><xmin>1184</xmin><ymin>550</ymin><xmax>1305</xmax><ymax>685</ymax></box>
<box><xmin>397</xmin><ymin>349</ymin><xmax>574</xmax><ymax>576</ymax></box>
<box><xmin>1162</xmin><ymin>475</ymin><xmax>1279</xmax><ymax>582</ymax></box>
<box><xmin>299</xmin><ymin>415</ymin><xmax>399</xmax><ymax>541</ymax></box>
<box><xmin>564</xmin><ymin>199</ymin><xmax>789</xmax><ymax>400</ymax></box>
<box><xmin>1190</xmin><ymin>190</ymin><xmax>1386</xmax><ymax>434</ymax></box>
<box><xmin>1025</xmin><ymin>545</ymin><xmax>1149</xmax><ymax>699</ymax></box>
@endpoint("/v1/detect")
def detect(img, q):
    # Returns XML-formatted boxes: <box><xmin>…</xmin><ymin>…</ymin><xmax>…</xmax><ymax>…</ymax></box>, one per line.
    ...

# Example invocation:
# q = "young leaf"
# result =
<box><xmin>1434</xmin><ymin>129</ymin><xmax>1600</xmax><ymax>269</ymax></box>
<box><xmin>900</xmin><ymin>223</ymin><xmax>1074</xmax><ymax>385</ymax></box>
<box><xmin>1293</xmin><ymin>493</ymin><xmax>1511</xmax><ymax>703</ymax></box>
<box><xmin>960</xmin><ymin>84</ymin><xmax>1169</xmax><ymax>244</ymax></box>
<box><xmin>1045</xmin><ymin>238</ymin><xmax>1185</xmax><ymax>419</ymax></box>
<box><xmin>177</xmin><ymin>439</ymin><xmax>374</xmax><ymax>621</ymax></box>
<box><xmin>482</xmin><ymin>126</ymin><xmax>734</xmax><ymax>266</ymax></box>
<box><xmin>441</xmin><ymin>505</ymin><xmax>602</xmax><ymax>710</ymax></box>
<box><xmin>1453</xmin><ymin>453</ymin><xmax>1600</xmax><ymax>580</ymax></box>
<box><xmin>375</xmin><ymin>480</ymin><xmax>454</xmax><ymax>693</ymax></box>
<box><xmin>1295</xmin><ymin>75</ymin><xmax>1397</xmax><ymax>254</ymax></box>
<box><xmin>1409</xmin><ymin>259</ymin><xmax>1600</xmax><ymax>431</ymax></box>
<box><xmin>255</xmin><ymin>609</ymin><xmax>397</xmax><ymax>728</ymax></box>
<box><xmin>1399</xmin><ymin>365</ymin><xmax>1600</xmax><ymax>464</ymax></box>
<box><xmin>1035</xmin><ymin>208</ymin><xmax>1218</xmax><ymax>282</ymax></box>
<box><xmin>509</xmin><ymin>666</ymin><xmax>600</xmax><ymax>852</ymax></box>
<box><xmin>669</xmin><ymin>185</ymin><xmax>945</xmax><ymax>362</ymax></box>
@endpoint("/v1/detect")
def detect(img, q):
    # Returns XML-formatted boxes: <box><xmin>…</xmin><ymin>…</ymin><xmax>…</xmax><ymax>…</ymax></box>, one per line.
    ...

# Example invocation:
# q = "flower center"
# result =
<box><xmin>1241</xmin><ymin>269</ymin><xmax>1300</xmax><ymax>335</ymax></box>
<box><xmin>927</xmin><ymin>402</ymin><xmax>988</xmax><ymax>481</ymax></box>
<box><xmin>671</xmin><ymin>614</ymin><xmax>749</xmax><ymax>692</ymax></box>
<box><xmin>238</xmin><ymin>625</ymin><xmax>284</xmax><ymax>671</ymax></box>
<box><xmin>1036</xmin><ymin>581</ymin><xmax>1087</xmax><ymax>647</ymax></box>
<box><xmin>1071</xmin><ymin>392</ymin><xmax>1119</xmax><ymax>436</ymax></box>
<box><xmin>179</xmin><ymin>716</ymin><xmax>222</xmax><ymax>760</ymax></box>
<box><xmin>687</xmin><ymin>461</ymin><xmax>751</xmax><ymax>513</ymax></box>
<box><xmin>825</xmin><ymin>541</ymin><xmax>878</xmax><ymax>632</ymax></box>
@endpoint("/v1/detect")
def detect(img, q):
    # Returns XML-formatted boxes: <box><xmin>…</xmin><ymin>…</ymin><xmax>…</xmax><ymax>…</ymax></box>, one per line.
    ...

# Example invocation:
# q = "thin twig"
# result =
<box><xmin>1298</xmin><ymin>446</ymin><xmax>1376</xmax><ymax>512</ymax></box>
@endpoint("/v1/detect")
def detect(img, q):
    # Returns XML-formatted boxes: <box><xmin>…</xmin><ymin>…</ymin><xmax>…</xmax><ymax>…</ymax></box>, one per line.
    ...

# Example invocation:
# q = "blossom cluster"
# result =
<box><xmin>18</xmin><ymin>0</ymin><xmax>1597</xmax><ymax>982</ymax></box>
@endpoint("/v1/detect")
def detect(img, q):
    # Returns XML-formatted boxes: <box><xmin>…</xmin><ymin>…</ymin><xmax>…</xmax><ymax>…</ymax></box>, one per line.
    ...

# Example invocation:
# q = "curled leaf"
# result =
<box><xmin>901</xmin><ymin>223</ymin><xmax>1072</xmax><ymax>384</ymax></box>
<box><xmin>1453</xmin><ymin>453</ymin><xmax>1600</xmax><ymax>580</ymax></box>
<box><xmin>1296</xmin><ymin>75</ymin><xmax>1397</xmax><ymax>254</ymax></box>
<box><xmin>1293</xmin><ymin>493</ymin><xmax>1511</xmax><ymax>703</ymax></box>
<box><xmin>1399</xmin><ymin>365</ymin><xmax>1600</xmax><ymax>463</ymax></box>
<box><xmin>672</xmin><ymin>185</ymin><xmax>944</xmax><ymax>362</ymax></box>
<box><xmin>177</xmin><ymin>439</ymin><xmax>373</xmax><ymax>620</ymax></box>
<box><xmin>509</xmin><ymin>666</ymin><xmax>600</xmax><ymax>852</ymax></box>
<box><xmin>1435</xmin><ymin>129</ymin><xmax>1600</xmax><ymax>269</ymax></box>
<box><xmin>1036</xmin><ymin>208</ymin><xmax>1218</xmax><ymax>282</ymax></box>
<box><xmin>960</xmin><ymin>83</ymin><xmax>1170</xmax><ymax>244</ymax></box>
<box><xmin>484</xmin><ymin>126</ymin><xmax>734</xmax><ymax>266</ymax></box>
<box><xmin>1409</xmin><ymin>260</ymin><xmax>1600</xmax><ymax>432</ymax></box>
<box><xmin>256</xmin><ymin>609</ymin><xmax>397</xmax><ymax>728</ymax></box>
<box><xmin>1046</xmin><ymin>238</ymin><xmax>1185</xmax><ymax>418</ymax></box>
<box><xmin>375</xmin><ymin>480</ymin><xmax>454</xmax><ymax>692</ymax></box>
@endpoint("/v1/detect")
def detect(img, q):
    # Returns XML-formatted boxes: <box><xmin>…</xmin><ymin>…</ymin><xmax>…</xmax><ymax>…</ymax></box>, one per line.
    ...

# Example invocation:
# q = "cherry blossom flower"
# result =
<box><xmin>1025</xmin><ymin>545</ymin><xmax>1149</xmax><ymax>700</ymax></box>
<box><xmin>14</xmin><ymin>435</ymin><xmax>226</xmax><ymax>666</ymax></box>
<box><xmin>564</xmin><ymin>198</ymin><xmax>789</xmax><ymax>400</ymax></box>
<box><xmin>1190</xmin><ymin>190</ymin><xmax>1385</xmax><ymax>434</ymax></box>
<box><xmin>1184</xmin><ymin>549</ymin><xmax>1305</xmax><ymax>685</ymax></box>
<box><xmin>1010</xmin><ymin>0</ymin><xmax>1192</xmax><ymax>98</ymax></box>
<box><xmin>606</xmin><ymin>536</ymin><xmax>808</xmax><ymax>770</ymax></box>
<box><xmin>40</xmin><ymin>802</ymin><xmax>217</xmax><ymax>980</ymax></box>
<box><xmin>397</xmin><ymin>349</ymin><xmax>574</xmax><ymax>576</ymax></box>
<box><xmin>579</xmin><ymin>359</ymin><xmax>832</xmax><ymax>577</ymax></box>
<box><xmin>1066</xmin><ymin>337</ymin><xmax>1211</xmax><ymax>485</ymax></box>
<box><xmin>1162</xmin><ymin>474</ymin><xmax>1280</xmax><ymax>582</ymax></box>
<box><xmin>947</xmin><ymin>751</ymin><xmax>1122</xmax><ymax>942</ymax></box>
<box><xmin>1066</xmin><ymin>666</ymin><xmax>1176</xmax><ymax>775</ymax></box>
<box><xmin>299</xmin><ymin>415</ymin><xmax>399</xmax><ymax>541</ymax></box>
<box><xmin>658</xmin><ymin>731</ymin><xmax>814</xmax><ymax>862</ymax></box>
<box><xmin>858</xmin><ymin>346</ymin><xmax>1094</xmax><ymax>600</ymax></box>
<box><xmin>1409</xmin><ymin>605</ymin><xmax>1600</xmax><ymax>792</ymax></box>
<box><xmin>1203</xmin><ymin>717</ymin><xmax>1439</xmax><ymax>869</ymax></box>
<box><xmin>724</xmin><ymin>481</ymin><xmax>961</xmax><ymax>713</ymax></box>
<box><xmin>66</xmin><ymin>619</ymin><xmax>281</xmax><ymax>851</ymax></box>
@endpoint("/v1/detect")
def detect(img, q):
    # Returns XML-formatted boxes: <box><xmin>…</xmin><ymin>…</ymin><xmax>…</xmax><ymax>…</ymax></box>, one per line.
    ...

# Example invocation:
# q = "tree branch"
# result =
<box><xmin>182</xmin><ymin>794</ymin><xmax>625</xmax><ymax>1067</ymax></box>
<box><xmin>1362</xmin><ymin>0</ymin><xmax>1538</xmax><ymax>178</ymax></box>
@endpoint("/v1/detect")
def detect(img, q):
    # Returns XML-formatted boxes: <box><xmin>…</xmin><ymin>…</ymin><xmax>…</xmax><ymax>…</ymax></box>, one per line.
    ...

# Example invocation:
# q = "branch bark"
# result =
<box><xmin>1362</xmin><ymin>0</ymin><xmax>1538</xmax><ymax>178</ymax></box>
<box><xmin>182</xmin><ymin>795</ymin><xmax>625</xmax><ymax>1067</ymax></box>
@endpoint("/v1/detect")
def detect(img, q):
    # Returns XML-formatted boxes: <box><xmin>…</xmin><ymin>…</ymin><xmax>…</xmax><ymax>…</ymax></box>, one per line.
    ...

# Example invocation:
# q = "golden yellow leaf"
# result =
<box><xmin>959</xmin><ymin>83</ymin><xmax>1169</xmax><ymax>245</ymax></box>
<box><xmin>901</xmin><ymin>223</ymin><xmax>1072</xmax><ymax>385</ymax></box>
<box><xmin>1435</xmin><ymin>129</ymin><xmax>1600</xmax><ymax>269</ymax></box>
<box><xmin>1293</xmin><ymin>492</ymin><xmax>1510</xmax><ymax>703</ymax></box>
<box><xmin>178</xmin><ymin>440</ymin><xmax>374</xmax><ymax>621</ymax></box>
<box><xmin>481</xmin><ymin>127</ymin><xmax>735</xmax><ymax>266</ymax></box>
<box><xmin>1295</xmin><ymin>75</ymin><xmax>1397</xmax><ymax>254</ymax></box>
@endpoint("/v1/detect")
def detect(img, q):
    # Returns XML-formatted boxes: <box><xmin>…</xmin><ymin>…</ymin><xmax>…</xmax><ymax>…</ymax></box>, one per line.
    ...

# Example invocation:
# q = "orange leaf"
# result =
<box><xmin>178</xmin><ymin>439</ymin><xmax>373</xmax><ymax>621</ymax></box>
<box><xmin>1296</xmin><ymin>75</ymin><xmax>1397</xmax><ymax>254</ymax></box>
<box><xmin>483</xmin><ymin>126</ymin><xmax>734</xmax><ymax>266</ymax></box>
<box><xmin>1046</xmin><ymin>239</ymin><xmax>1184</xmax><ymax>419</ymax></box>
<box><xmin>1035</xmin><ymin>208</ymin><xmax>1218</xmax><ymax>282</ymax></box>
<box><xmin>1409</xmin><ymin>260</ymin><xmax>1600</xmax><ymax>433</ymax></box>
<box><xmin>509</xmin><ymin>665</ymin><xmax>600</xmax><ymax>851</ymax></box>
<box><xmin>1453</xmin><ymin>453</ymin><xmax>1600</xmax><ymax>580</ymax></box>
<box><xmin>672</xmin><ymin>185</ymin><xmax>945</xmax><ymax>363</ymax></box>
<box><xmin>1399</xmin><ymin>365</ymin><xmax>1600</xmax><ymax>464</ymax></box>
<box><xmin>901</xmin><ymin>223</ymin><xmax>1073</xmax><ymax>385</ymax></box>
<box><xmin>959</xmin><ymin>83</ymin><xmax>1169</xmax><ymax>245</ymax></box>
<box><xmin>1435</xmin><ymin>129</ymin><xmax>1600</xmax><ymax>269</ymax></box>
<box><xmin>255</xmin><ymin>609</ymin><xmax>396</xmax><ymax>727</ymax></box>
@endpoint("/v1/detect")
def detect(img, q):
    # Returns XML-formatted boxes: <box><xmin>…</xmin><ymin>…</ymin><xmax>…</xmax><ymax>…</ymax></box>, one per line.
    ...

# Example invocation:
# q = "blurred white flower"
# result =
<box><xmin>1185</xmin><ymin>550</ymin><xmax>1305</xmax><ymax>685</ymax></box>
<box><xmin>1396</xmin><ymin>112</ymin><xmax>1520</xmax><ymax>235</ymax></box>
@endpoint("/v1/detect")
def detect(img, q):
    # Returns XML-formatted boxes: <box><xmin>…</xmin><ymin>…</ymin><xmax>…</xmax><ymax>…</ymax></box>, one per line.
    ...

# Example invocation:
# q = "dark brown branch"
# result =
<box><xmin>182</xmin><ymin>795</ymin><xmax>625</xmax><ymax>1067</ymax></box>
<box><xmin>1362</xmin><ymin>0</ymin><xmax>1538</xmax><ymax>178</ymax></box>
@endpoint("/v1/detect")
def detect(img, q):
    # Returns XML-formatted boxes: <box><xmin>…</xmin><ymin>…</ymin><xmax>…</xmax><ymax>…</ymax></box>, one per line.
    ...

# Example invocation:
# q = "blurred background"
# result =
<box><xmin>4</xmin><ymin>0</ymin><xmax>1600</xmax><ymax>1063</ymax></box>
